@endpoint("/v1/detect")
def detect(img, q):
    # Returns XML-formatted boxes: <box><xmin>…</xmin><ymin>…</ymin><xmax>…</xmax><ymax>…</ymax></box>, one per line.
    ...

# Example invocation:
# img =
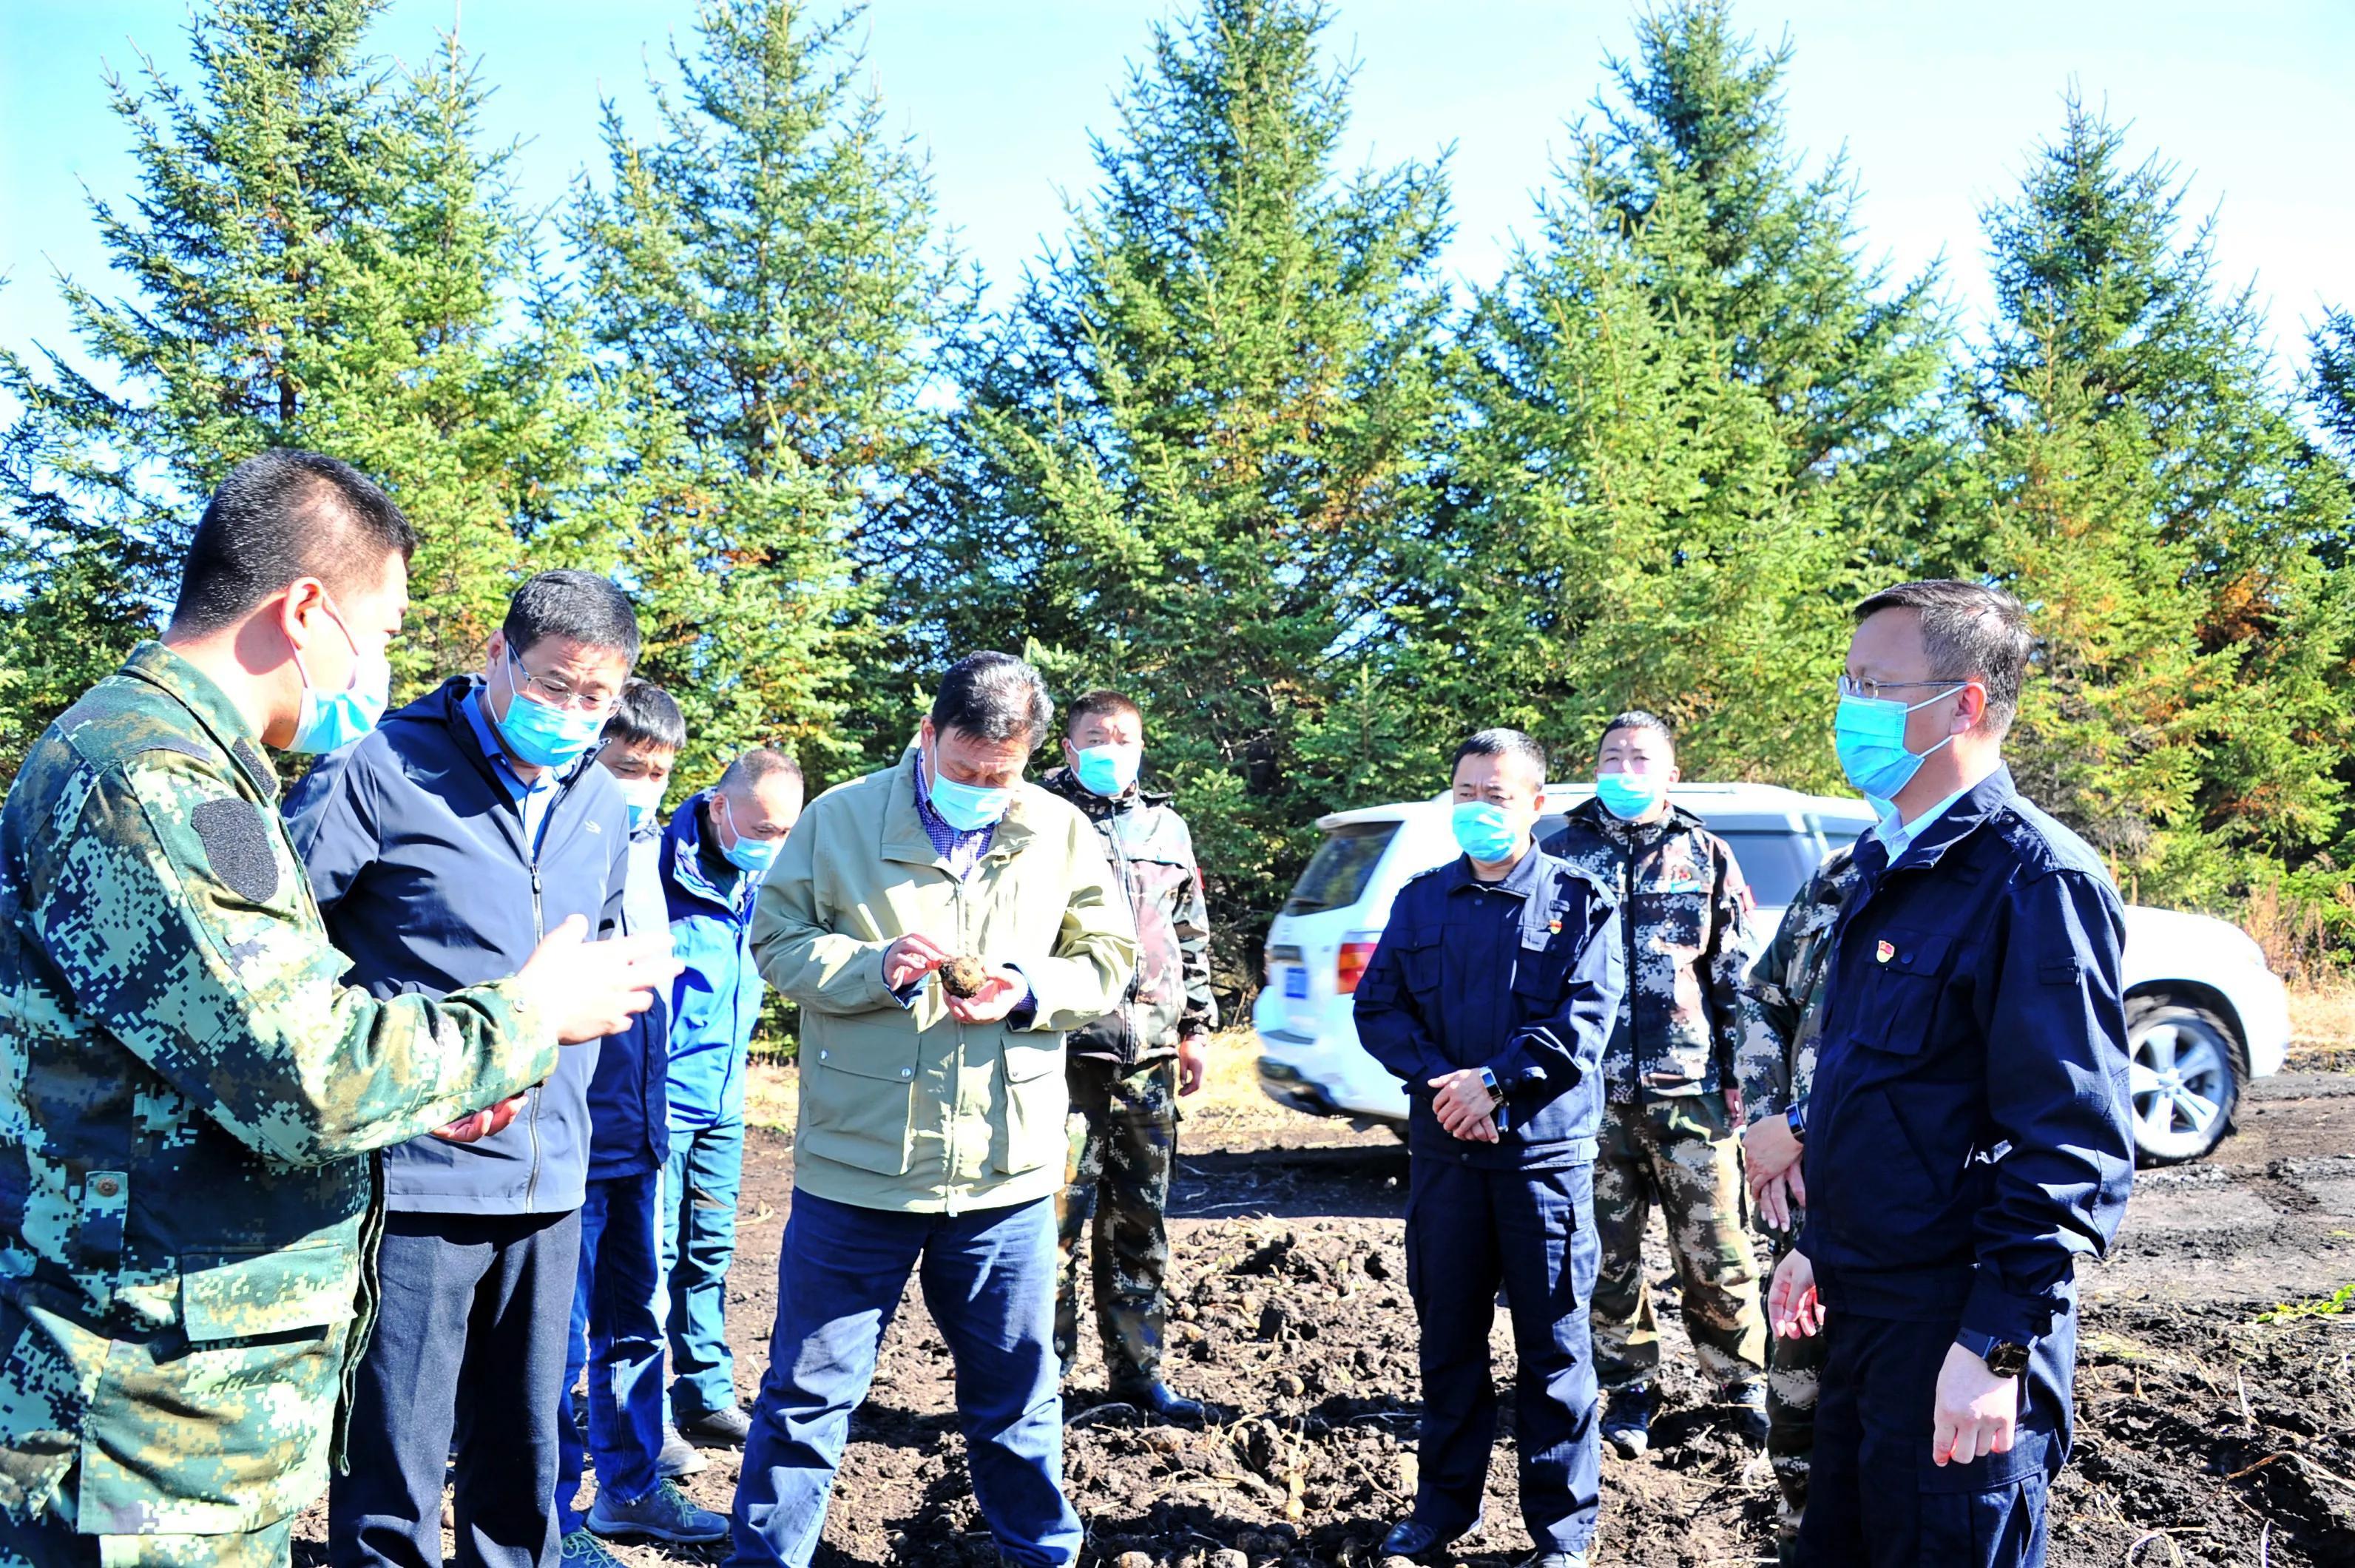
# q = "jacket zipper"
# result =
<box><xmin>524</xmin><ymin>859</ymin><xmax>544</xmax><ymax>1212</ymax></box>
<box><xmin>1621</xmin><ymin>846</ymin><xmax>1640</xmax><ymax>1098</ymax></box>
<box><xmin>944</xmin><ymin>873</ymin><xmax>967</xmax><ymax>1215</ymax></box>
<box><xmin>1104</xmin><ymin>804</ymin><xmax>1143</xmax><ymax>1068</ymax></box>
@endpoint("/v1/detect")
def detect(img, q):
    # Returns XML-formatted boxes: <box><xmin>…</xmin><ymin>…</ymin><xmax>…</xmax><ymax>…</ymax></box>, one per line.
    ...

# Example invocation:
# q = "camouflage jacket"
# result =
<box><xmin>0</xmin><ymin>643</ymin><xmax>559</xmax><ymax>1536</ymax></box>
<box><xmin>1541</xmin><ymin>797</ymin><xmax>1754</xmax><ymax>1103</ymax></box>
<box><xmin>1041</xmin><ymin>768</ymin><xmax>1216</xmax><ymax>1065</ymax></box>
<box><xmin>1737</xmin><ymin>843</ymin><xmax>1861</xmax><ymax>1124</ymax></box>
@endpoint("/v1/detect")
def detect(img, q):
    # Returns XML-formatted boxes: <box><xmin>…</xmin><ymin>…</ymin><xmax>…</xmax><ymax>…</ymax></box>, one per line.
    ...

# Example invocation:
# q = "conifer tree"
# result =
<box><xmin>912</xmin><ymin>0</ymin><xmax>1453</xmax><ymax>976</ymax></box>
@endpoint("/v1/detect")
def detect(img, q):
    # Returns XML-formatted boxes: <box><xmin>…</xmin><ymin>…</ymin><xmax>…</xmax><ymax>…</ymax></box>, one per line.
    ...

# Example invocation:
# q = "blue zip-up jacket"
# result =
<box><xmin>1354</xmin><ymin>845</ymin><xmax>1623</xmax><ymax>1169</ymax></box>
<box><xmin>586</xmin><ymin>817</ymin><xmax>672</xmax><ymax>1180</ymax></box>
<box><xmin>285</xmin><ymin>677</ymin><xmax>629</xmax><ymax>1214</ymax></box>
<box><xmin>1800</xmin><ymin>766</ymin><xmax>2135</xmax><ymax>1350</ymax></box>
<box><xmin>663</xmin><ymin>791</ymin><xmax>765</xmax><ymax>1131</ymax></box>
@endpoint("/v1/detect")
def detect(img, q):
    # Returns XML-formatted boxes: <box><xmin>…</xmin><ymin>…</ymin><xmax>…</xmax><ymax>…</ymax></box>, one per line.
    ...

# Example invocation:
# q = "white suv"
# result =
<box><xmin>1251</xmin><ymin>783</ymin><xmax>2291</xmax><ymax>1166</ymax></box>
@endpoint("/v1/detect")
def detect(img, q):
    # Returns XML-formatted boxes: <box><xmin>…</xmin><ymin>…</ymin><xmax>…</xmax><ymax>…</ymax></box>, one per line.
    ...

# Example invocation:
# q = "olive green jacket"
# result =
<box><xmin>752</xmin><ymin>760</ymin><xmax>1138</xmax><ymax>1214</ymax></box>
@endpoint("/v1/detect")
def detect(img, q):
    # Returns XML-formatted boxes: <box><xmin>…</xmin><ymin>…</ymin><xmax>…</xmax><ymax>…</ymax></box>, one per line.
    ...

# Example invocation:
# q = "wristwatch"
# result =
<box><xmin>1785</xmin><ymin>1102</ymin><xmax>1806</xmax><ymax>1142</ymax></box>
<box><xmin>1957</xmin><ymin>1328</ymin><xmax>2031</xmax><ymax>1378</ymax></box>
<box><xmin>1476</xmin><ymin>1066</ymin><xmax>1504</xmax><ymax>1106</ymax></box>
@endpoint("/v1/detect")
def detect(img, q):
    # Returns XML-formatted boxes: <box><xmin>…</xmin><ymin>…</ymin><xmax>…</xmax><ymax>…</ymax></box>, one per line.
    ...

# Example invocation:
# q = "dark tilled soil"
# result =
<box><xmin>297</xmin><ymin>1071</ymin><xmax>2355</xmax><ymax>1567</ymax></box>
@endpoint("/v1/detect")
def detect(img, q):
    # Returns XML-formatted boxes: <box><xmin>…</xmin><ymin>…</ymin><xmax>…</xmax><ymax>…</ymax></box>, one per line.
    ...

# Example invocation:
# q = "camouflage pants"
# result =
<box><xmin>0</xmin><ymin>1517</ymin><xmax>293</xmax><ymax>1567</ymax></box>
<box><xmin>1055</xmin><ymin>1055</ymin><xmax>1178</xmax><ymax>1390</ymax></box>
<box><xmin>1589</xmin><ymin>1094</ymin><xmax>1768</xmax><ymax>1394</ymax></box>
<box><xmin>1766</xmin><ymin>1233</ymin><xmax>1826</xmax><ymax>1561</ymax></box>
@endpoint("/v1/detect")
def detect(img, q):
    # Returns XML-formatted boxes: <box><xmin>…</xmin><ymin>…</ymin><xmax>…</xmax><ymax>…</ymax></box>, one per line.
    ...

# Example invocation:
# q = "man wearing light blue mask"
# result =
<box><xmin>1540</xmin><ymin>712</ymin><xmax>1771</xmax><ymax>1461</ymax></box>
<box><xmin>1356</xmin><ymin>729</ymin><xmax>1622</xmax><ymax>1568</ymax></box>
<box><xmin>652</xmin><ymin>746</ymin><xmax>803</xmax><ymax>1465</ymax></box>
<box><xmin>1768</xmin><ymin>582</ymin><xmax>2132</xmax><ymax>1568</ymax></box>
<box><xmin>287</xmin><ymin>570</ymin><xmax>695</xmax><ymax>1568</ymax></box>
<box><xmin>1040</xmin><ymin>689</ymin><xmax>1217</xmax><ymax>1424</ymax></box>
<box><xmin>732</xmin><ymin>652</ymin><xmax>1138</xmax><ymax>1568</ymax></box>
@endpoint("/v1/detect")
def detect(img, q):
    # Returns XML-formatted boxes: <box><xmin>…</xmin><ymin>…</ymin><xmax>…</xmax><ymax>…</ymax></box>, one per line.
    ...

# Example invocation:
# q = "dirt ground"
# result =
<box><xmin>297</xmin><ymin>1029</ymin><xmax>2355</xmax><ymax>1568</ymax></box>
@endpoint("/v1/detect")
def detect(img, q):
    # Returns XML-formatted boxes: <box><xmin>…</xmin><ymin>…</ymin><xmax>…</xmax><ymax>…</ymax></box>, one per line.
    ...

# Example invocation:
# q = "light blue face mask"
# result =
<box><xmin>1594</xmin><ymin>770</ymin><xmax>1665</xmax><ymax>822</ymax></box>
<box><xmin>618</xmin><ymin>776</ymin><xmax>666</xmax><ymax>831</ymax></box>
<box><xmin>1834</xmin><ymin>685</ymin><xmax>1964</xmax><ymax>803</ymax></box>
<box><xmin>926</xmin><ymin>746</ymin><xmax>1013</xmax><ymax>832</ymax></box>
<box><xmin>496</xmin><ymin>649</ymin><xmax>609</xmax><ymax>770</ymax></box>
<box><xmin>717</xmin><ymin>794</ymin><xmax>781</xmax><ymax>875</ymax></box>
<box><xmin>1450</xmin><ymin>801</ymin><xmax>1522</xmax><ymax>863</ymax></box>
<box><xmin>288</xmin><ymin>599</ymin><xmax>391</xmax><ymax>754</ymax></box>
<box><xmin>1073</xmin><ymin>743</ymin><xmax>1142</xmax><ymax>799</ymax></box>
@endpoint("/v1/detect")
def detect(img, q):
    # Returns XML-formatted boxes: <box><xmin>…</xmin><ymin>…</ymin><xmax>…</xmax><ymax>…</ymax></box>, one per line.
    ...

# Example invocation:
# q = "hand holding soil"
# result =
<box><xmin>939</xmin><ymin>954</ymin><xmax>988</xmax><ymax>998</ymax></box>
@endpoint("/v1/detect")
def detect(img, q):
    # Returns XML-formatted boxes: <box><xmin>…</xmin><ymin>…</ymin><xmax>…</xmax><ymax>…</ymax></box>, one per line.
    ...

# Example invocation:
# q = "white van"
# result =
<box><xmin>1251</xmin><ymin>783</ymin><xmax>2292</xmax><ymax>1166</ymax></box>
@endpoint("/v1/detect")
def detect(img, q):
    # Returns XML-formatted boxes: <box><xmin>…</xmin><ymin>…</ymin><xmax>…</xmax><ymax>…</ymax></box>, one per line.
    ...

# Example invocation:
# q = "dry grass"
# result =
<box><xmin>2288</xmin><ymin>981</ymin><xmax>2355</xmax><ymax>1069</ymax></box>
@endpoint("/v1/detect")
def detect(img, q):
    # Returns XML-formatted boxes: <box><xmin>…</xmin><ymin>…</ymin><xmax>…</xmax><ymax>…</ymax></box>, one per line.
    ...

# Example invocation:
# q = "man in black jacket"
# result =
<box><xmin>1355</xmin><ymin>729</ymin><xmax>1622</xmax><ymax>1568</ymax></box>
<box><xmin>1042</xmin><ymin>689</ymin><xmax>1217</xmax><ymax>1422</ymax></box>
<box><xmin>1769</xmin><ymin>581</ymin><xmax>2135</xmax><ymax>1568</ymax></box>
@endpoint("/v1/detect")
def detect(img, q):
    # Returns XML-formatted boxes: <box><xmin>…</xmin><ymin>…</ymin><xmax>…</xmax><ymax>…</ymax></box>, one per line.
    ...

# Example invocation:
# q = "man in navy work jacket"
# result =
<box><xmin>1768</xmin><ymin>580</ymin><xmax>2135</xmax><ymax>1568</ymax></box>
<box><xmin>1354</xmin><ymin>729</ymin><xmax>1623</xmax><ymax>1568</ymax></box>
<box><xmin>287</xmin><ymin>570</ymin><xmax>655</xmax><ymax>1568</ymax></box>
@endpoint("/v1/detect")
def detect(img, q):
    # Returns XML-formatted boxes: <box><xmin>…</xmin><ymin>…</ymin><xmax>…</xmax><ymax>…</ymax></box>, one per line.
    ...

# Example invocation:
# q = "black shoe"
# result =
<box><xmin>1109</xmin><ymin>1379</ymin><xmax>1206</xmax><ymax>1425</ymax></box>
<box><xmin>1601</xmin><ymin>1382</ymin><xmax>1657</xmax><ymax>1459</ymax></box>
<box><xmin>680</xmin><ymin>1404</ymin><xmax>753</xmax><ymax>1446</ymax></box>
<box><xmin>1729</xmin><ymin>1379</ymin><xmax>1769</xmax><ymax>1448</ymax></box>
<box><xmin>1381</xmin><ymin>1513</ymin><xmax>1480</xmax><ymax>1561</ymax></box>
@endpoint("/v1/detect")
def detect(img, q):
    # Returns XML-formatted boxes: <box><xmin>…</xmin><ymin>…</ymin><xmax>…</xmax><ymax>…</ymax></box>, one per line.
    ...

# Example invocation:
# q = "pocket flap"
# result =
<box><xmin>180</xmin><ymin>1240</ymin><xmax>358</xmax><ymax>1342</ymax></box>
<box><xmin>1001</xmin><ymin>1038</ymin><xmax>1063</xmax><ymax>1084</ymax></box>
<box><xmin>1869</xmin><ymin>928</ymin><xmax>1953</xmax><ymax>976</ymax></box>
<box><xmin>810</xmin><ymin>1038</ymin><xmax>922</xmax><ymax>1084</ymax></box>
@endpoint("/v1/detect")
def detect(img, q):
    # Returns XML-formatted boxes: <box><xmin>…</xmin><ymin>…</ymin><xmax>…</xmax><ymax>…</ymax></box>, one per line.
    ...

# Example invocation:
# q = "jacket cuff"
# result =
<box><xmin>1959</xmin><ymin>1270</ymin><xmax>2061</xmax><ymax>1349</ymax></box>
<box><xmin>1483</xmin><ymin>1032</ymin><xmax>1553</xmax><ymax>1097</ymax></box>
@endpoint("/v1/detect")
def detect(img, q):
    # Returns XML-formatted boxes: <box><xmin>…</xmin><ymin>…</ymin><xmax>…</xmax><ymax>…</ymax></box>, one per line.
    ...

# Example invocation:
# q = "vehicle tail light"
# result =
<box><xmin>1335</xmin><ymin>939</ymin><xmax>1379</xmax><ymax>996</ymax></box>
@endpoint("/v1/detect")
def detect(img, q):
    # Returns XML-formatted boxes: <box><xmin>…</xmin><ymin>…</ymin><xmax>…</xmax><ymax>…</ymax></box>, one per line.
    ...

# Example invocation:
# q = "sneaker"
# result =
<box><xmin>1729</xmin><ymin>1379</ymin><xmax>1770</xmax><ymax>1449</ymax></box>
<box><xmin>657</xmin><ymin>1423</ymin><xmax>707</xmax><ymax>1479</ymax></box>
<box><xmin>587</xmin><ymin>1478</ymin><xmax>730</xmax><ymax>1544</ymax></box>
<box><xmin>1517</xmin><ymin>1554</ymin><xmax>1589</xmax><ymax>1568</ymax></box>
<box><xmin>680</xmin><ymin>1404</ymin><xmax>754</xmax><ymax>1446</ymax></box>
<box><xmin>1601</xmin><ymin>1382</ymin><xmax>1658</xmax><ymax>1459</ymax></box>
<box><xmin>559</xmin><ymin>1530</ymin><xmax>628</xmax><ymax>1565</ymax></box>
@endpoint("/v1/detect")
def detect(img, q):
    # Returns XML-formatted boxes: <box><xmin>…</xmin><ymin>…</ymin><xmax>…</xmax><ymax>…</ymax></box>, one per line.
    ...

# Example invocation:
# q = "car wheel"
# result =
<box><xmin>2126</xmin><ymin>998</ymin><xmax>2243</xmax><ymax>1166</ymax></box>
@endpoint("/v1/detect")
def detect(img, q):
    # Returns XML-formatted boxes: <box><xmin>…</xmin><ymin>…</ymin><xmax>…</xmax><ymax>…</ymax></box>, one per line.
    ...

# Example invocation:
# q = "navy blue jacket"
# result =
<box><xmin>1354</xmin><ymin>845</ymin><xmax>1623</xmax><ymax>1169</ymax></box>
<box><xmin>284</xmin><ymin>677</ymin><xmax>629</xmax><ymax>1215</ymax></box>
<box><xmin>660</xmin><ymin>793</ymin><xmax>764</xmax><ymax>1132</ymax></box>
<box><xmin>1800</xmin><ymin>766</ymin><xmax>2135</xmax><ymax>1349</ymax></box>
<box><xmin>585</xmin><ymin>815</ymin><xmax>671</xmax><ymax>1180</ymax></box>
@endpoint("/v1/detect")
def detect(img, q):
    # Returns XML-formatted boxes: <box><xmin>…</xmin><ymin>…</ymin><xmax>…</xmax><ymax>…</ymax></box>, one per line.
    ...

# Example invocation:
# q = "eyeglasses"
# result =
<box><xmin>1837</xmin><ymin>674</ymin><xmax>1970</xmax><ymax>703</ymax></box>
<box><xmin>508</xmin><ymin>650</ymin><xmax>621</xmax><ymax>716</ymax></box>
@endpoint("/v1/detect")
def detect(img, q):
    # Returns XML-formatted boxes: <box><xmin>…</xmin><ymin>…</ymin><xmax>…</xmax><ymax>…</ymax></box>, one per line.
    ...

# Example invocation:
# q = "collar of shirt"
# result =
<box><xmin>911</xmin><ymin>751</ymin><xmax>996</xmax><ymax>874</ymax></box>
<box><xmin>1444</xmin><ymin>838</ymin><xmax>1548</xmax><ymax>899</ymax></box>
<box><xmin>1875</xmin><ymin>757</ymin><xmax>2001</xmax><ymax>862</ymax></box>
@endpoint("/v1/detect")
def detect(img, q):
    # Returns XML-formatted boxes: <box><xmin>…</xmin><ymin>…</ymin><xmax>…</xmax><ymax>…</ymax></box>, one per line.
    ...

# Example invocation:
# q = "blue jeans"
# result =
<box><xmin>726</xmin><ymin>1190</ymin><xmax>1079</xmax><ymax>1568</ymax></box>
<box><xmin>560</xmin><ymin>1172</ymin><xmax>666</xmax><ymax>1533</ymax></box>
<box><xmin>1405</xmin><ymin>1158</ymin><xmax>1602</xmax><ymax>1555</ymax></box>
<box><xmin>661</xmin><ymin>1120</ymin><xmax>745</xmax><ymax>1421</ymax></box>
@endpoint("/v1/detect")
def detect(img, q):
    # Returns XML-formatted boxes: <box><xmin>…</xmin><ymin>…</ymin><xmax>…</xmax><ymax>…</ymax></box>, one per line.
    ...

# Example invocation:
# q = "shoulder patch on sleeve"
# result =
<box><xmin>192</xmin><ymin>797</ymin><xmax>280</xmax><ymax>905</ymax></box>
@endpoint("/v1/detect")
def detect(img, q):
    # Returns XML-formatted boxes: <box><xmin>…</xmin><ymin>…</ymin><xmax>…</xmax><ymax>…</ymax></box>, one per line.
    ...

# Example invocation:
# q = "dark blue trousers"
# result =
<box><xmin>1795</xmin><ymin>1309</ymin><xmax>2074</xmax><ymax>1567</ymax></box>
<box><xmin>329</xmin><ymin>1209</ymin><xmax>581</xmax><ymax>1568</ymax></box>
<box><xmin>726</xmin><ymin>1189</ymin><xmax>1080</xmax><ymax>1568</ymax></box>
<box><xmin>559</xmin><ymin>1172</ymin><xmax>666</xmax><ymax>1533</ymax></box>
<box><xmin>1405</xmin><ymin>1157</ymin><xmax>1602</xmax><ymax>1555</ymax></box>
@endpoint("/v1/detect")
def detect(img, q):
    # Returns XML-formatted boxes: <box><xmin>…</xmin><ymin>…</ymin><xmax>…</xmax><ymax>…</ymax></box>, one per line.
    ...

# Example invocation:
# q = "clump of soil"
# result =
<box><xmin>939</xmin><ymin>955</ymin><xmax>988</xmax><ymax>998</ymax></box>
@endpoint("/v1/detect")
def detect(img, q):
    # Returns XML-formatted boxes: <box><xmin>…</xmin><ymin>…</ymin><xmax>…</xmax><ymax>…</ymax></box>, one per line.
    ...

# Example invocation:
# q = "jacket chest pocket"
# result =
<box><xmin>990</xmin><ymin>1039</ymin><xmax>1067</xmax><ymax>1175</ymax></box>
<box><xmin>1627</xmin><ymin>889</ymin><xmax>1706</xmax><ymax>962</ymax></box>
<box><xmin>1508</xmin><ymin>930</ymin><xmax>1574</xmax><ymax>1014</ymax></box>
<box><xmin>1845</xmin><ymin>928</ymin><xmax>1954</xmax><ymax>1058</ymax></box>
<box><xmin>1393</xmin><ymin>934</ymin><xmax>1443</xmax><ymax>1002</ymax></box>
<box><xmin>800</xmin><ymin>1033</ymin><xmax>920</xmax><ymax>1176</ymax></box>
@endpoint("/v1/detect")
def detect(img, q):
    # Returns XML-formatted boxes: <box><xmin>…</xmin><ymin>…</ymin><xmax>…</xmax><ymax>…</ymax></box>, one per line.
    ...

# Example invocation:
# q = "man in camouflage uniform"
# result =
<box><xmin>0</xmin><ymin>450</ymin><xmax>672</xmax><ymax>1567</ymax></box>
<box><xmin>1043</xmin><ymin>690</ymin><xmax>1217</xmax><ymax>1423</ymax></box>
<box><xmin>1737</xmin><ymin>844</ymin><xmax>1860</xmax><ymax>1561</ymax></box>
<box><xmin>1539</xmin><ymin>711</ymin><xmax>1768</xmax><ymax>1456</ymax></box>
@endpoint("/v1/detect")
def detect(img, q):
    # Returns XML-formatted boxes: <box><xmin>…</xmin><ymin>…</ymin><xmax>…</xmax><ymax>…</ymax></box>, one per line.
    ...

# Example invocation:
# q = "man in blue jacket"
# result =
<box><xmin>559</xmin><ymin>680</ymin><xmax>729</xmax><ymax>1560</ymax></box>
<box><xmin>1354</xmin><ymin>729</ymin><xmax>1623</xmax><ymax>1568</ymax></box>
<box><xmin>659</xmin><ymin>747</ymin><xmax>804</xmax><ymax>1456</ymax></box>
<box><xmin>288</xmin><ymin>570</ymin><xmax>660</xmax><ymax>1568</ymax></box>
<box><xmin>1768</xmin><ymin>581</ymin><xmax>2135</xmax><ymax>1568</ymax></box>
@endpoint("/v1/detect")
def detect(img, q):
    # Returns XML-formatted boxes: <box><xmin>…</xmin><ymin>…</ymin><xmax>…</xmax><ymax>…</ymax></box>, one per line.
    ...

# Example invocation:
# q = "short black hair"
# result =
<box><xmin>1598</xmin><ymin>710</ymin><xmax>1675</xmax><ymax>758</ymax></box>
<box><xmin>1066</xmin><ymin>689</ymin><xmax>1143</xmax><ymax>737</ymax></box>
<box><xmin>718</xmin><ymin>746</ymin><xmax>805</xmax><ymax>795</ymax></box>
<box><xmin>501</xmin><ymin>570</ymin><xmax>642</xmax><ymax>666</ymax></box>
<box><xmin>602</xmin><ymin>678</ymin><xmax>685</xmax><ymax>753</ymax></box>
<box><xmin>1453</xmin><ymin>727</ymin><xmax>1547</xmax><ymax>780</ymax></box>
<box><xmin>169</xmin><ymin>449</ymin><xmax>419</xmax><ymax>638</ymax></box>
<box><xmin>930</xmin><ymin>652</ymin><xmax>1053</xmax><ymax>746</ymax></box>
<box><xmin>1854</xmin><ymin>580</ymin><xmax>2031</xmax><ymax>736</ymax></box>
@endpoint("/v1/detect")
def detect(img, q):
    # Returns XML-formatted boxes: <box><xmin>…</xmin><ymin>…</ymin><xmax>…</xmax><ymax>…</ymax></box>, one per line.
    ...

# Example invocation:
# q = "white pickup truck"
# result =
<box><xmin>1251</xmin><ymin>782</ymin><xmax>2291</xmax><ymax>1166</ymax></box>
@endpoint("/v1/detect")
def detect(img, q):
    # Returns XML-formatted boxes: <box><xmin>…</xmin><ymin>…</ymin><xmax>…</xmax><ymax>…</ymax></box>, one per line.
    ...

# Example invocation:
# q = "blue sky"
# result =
<box><xmin>3</xmin><ymin>0</ymin><xmax>2351</xmax><ymax>383</ymax></box>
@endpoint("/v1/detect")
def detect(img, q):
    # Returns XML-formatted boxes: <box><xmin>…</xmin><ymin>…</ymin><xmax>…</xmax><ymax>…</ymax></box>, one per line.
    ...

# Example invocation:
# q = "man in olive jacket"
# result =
<box><xmin>731</xmin><ymin>653</ymin><xmax>1138</xmax><ymax>1568</ymax></box>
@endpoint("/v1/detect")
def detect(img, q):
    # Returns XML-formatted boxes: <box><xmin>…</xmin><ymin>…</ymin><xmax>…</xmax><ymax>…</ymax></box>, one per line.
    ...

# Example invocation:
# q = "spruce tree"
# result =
<box><xmin>567</xmin><ymin>0</ymin><xmax>960</xmax><ymax>780</ymax></box>
<box><xmin>913</xmin><ymin>0</ymin><xmax>1453</xmax><ymax>979</ymax></box>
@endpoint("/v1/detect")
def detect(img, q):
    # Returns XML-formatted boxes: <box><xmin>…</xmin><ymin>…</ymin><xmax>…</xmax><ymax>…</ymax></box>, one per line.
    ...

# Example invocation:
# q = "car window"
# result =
<box><xmin>1284</xmin><ymin>822</ymin><xmax>1401</xmax><ymax>915</ymax></box>
<box><xmin>1710</xmin><ymin>828</ymin><xmax>1821</xmax><ymax>909</ymax></box>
